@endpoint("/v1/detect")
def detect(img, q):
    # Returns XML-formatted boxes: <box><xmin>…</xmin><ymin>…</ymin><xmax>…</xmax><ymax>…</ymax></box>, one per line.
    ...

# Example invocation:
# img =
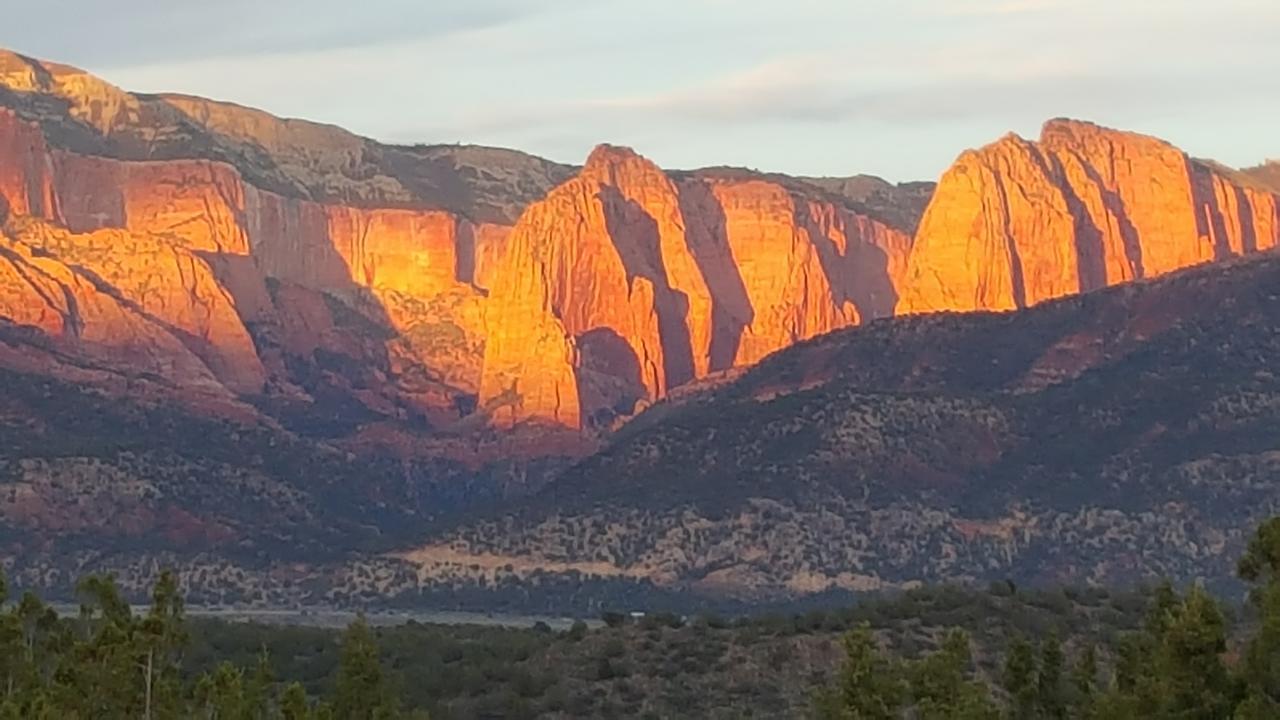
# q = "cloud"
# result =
<box><xmin>3</xmin><ymin>0</ymin><xmax>1275</xmax><ymax>181</ymax></box>
<box><xmin>0</xmin><ymin>0</ymin><xmax>555</xmax><ymax>68</ymax></box>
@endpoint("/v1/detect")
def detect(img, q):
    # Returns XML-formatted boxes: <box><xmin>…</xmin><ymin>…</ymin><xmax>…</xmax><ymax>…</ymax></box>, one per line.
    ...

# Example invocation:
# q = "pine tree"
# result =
<box><xmin>909</xmin><ymin>630</ymin><xmax>998</xmax><ymax>720</ymax></box>
<box><xmin>243</xmin><ymin>648</ymin><xmax>273</xmax><ymax>718</ymax></box>
<box><xmin>1036</xmin><ymin>631</ymin><xmax>1066</xmax><ymax>720</ymax></box>
<box><xmin>333</xmin><ymin>616</ymin><xmax>397</xmax><ymax>720</ymax></box>
<box><xmin>1153</xmin><ymin>586</ymin><xmax>1236</xmax><ymax>719</ymax></box>
<box><xmin>1237</xmin><ymin>517</ymin><xmax>1280</xmax><ymax>715</ymax></box>
<box><xmin>1001</xmin><ymin>635</ymin><xmax>1037</xmax><ymax>719</ymax></box>
<box><xmin>137</xmin><ymin>570</ymin><xmax>188</xmax><ymax>720</ymax></box>
<box><xmin>193</xmin><ymin>662</ymin><xmax>247</xmax><ymax>719</ymax></box>
<box><xmin>814</xmin><ymin>624</ymin><xmax>905</xmax><ymax>720</ymax></box>
<box><xmin>280</xmin><ymin>682</ymin><xmax>312</xmax><ymax>720</ymax></box>
<box><xmin>1070</xmin><ymin>642</ymin><xmax>1098</xmax><ymax>712</ymax></box>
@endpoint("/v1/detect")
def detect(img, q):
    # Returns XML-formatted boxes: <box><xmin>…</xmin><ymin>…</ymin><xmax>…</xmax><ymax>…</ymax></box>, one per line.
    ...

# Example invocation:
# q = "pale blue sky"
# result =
<box><xmin>5</xmin><ymin>0</ymin><xmax>1279</xmax><ymax>181</ymax></box>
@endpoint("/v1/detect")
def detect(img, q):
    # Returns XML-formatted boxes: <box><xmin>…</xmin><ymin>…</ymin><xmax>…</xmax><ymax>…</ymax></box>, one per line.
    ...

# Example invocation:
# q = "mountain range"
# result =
<box><xmin>1</xmin><ymin>48</ymin><xmax>1278</xmax><ymax>610</ymax></box>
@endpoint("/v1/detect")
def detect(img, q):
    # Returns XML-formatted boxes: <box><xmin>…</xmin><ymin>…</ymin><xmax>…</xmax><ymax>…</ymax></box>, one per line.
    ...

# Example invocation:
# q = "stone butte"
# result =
<box><xmin>899</xmin><ymin>119</ymin><xmax>1280</xmax><ymax>314</ymax></box>
<box><xmin>478</xmin><ymin>148</ymin><xmax>912</xmax><ymax>429</ymax></box>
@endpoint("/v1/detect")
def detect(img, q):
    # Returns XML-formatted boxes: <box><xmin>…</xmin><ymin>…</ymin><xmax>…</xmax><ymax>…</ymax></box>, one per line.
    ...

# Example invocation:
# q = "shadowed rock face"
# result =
<box><xmin>899</xmin><ymin>119</ymin><xmax>1280</xmax><ymax>314</ymax></box>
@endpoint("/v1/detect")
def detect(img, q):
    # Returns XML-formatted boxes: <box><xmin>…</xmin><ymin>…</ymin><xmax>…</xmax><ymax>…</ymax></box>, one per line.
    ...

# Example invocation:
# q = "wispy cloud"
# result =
<box><xmin>3</xmin><ymin>0</ymin><xmax>559</xmax><ymax>68</ymax></box>
<box><xmin>1</xmin><ymin>0</ymin><xmax>1275</xmax><ymax>181</ymax></box>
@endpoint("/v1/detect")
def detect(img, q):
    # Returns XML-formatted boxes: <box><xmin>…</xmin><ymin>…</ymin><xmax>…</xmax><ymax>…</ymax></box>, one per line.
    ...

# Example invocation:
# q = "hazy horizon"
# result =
<box><xmin>4</xmin><ymin>0</ymin><xmax>1278</xmax><ymax>182</ymax></box>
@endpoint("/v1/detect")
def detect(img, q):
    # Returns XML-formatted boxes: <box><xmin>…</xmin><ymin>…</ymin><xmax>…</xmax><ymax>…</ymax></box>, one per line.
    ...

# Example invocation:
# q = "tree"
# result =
<box><xmin>1238</xmin><ymin>517</ymin><xmax>1280</xmax><ymax>715</ymax></box>
<box><xmin>280</xmin><ymin>682</ymin><xmax>311</xmax><ymax>720</ymax></box>
<box><xmin>814</xmin><ymin>624</ymin><xmax>904</xmax><ymax>720</ymax></box>
<box><xmin>1070</xmin><ymin>642</ymin><xmax>1098</xmax><ymax>710</ymax></box>
<box><xmin>909</xmin><ymin>630</ymin><xmax>997</xmax><ymax>720</ymax></box>
<box><xmin>1001</xmin><ymin>635</ymin><xmax>1037</xmax><ymax>719</ymax></box>
<box><xmin>137</xmin><ymin>570</ymin><xmax>188</xmax><ymax>719</ymax></box>
<box><xmin>242</xmin><ymin>649</ymin><xmax>273</xmax><ymax>718</ymax></box>
<box><xmin>1036</xmin><ymin>631</ymin><xmax>1066</xmax><ymax>720</ymax></box>
<box><xmin>332</xmin><ymin>616</ymin><xmax>397</xmax><ymax>720</ymax></box>
<box><xmin>66</xmin><ymin>574</ymin><xmax>140</xmax><ymax>717</ymax></box>
<box><xmin>1238</xmin><ymin>517</ymin><xmax>1280</xmax><ymax>585</ymax></box>
<box><xmin>193</xmin><ymin>662</ymin><xmax>247</xmax><ymax>719</ymax></box>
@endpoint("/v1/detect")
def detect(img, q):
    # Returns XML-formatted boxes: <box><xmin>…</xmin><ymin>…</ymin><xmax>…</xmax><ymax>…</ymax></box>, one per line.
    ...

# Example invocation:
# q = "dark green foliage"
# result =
<box><xmin>1036</xmin><ymin>632</ymin><xmax>1067</xmax><ymax>720</ymax></box>
<box><xmin>817</xmin><ymin>627</ymin><xmax>998</xmax><ymax>720</ymax></box>
<box><xmin>815</xmin><ymin>517</ymin><xmax>1280</xmax><ymax>720</ymax></box>
<box><xmin>814</xmin><ymin>624</ymin><xmax>905</xmax><ymax>719</ymax></box>
<box><xmin>333</xmin><ymin>617</ymin><xmax>398</xmax><ymax>720</ymax></box>
<box><xmin>1237</xmin><ymin>517</ymin><xmax>1280</xmax><ymax>715</ymax></box>
<box><xmin>7</xmin><ymin>517</ymin><xmax>1280</xmax><ymax>719</ymax></box>
<box><xmin>1001</xmin><ymin>636</ymin><xmax>1037</xmax><ymax>718</ymax></box>
<box><xmin>0</xmin><ymin>570</ymin><xmax>414</xmax><ymax>720</ymax></box>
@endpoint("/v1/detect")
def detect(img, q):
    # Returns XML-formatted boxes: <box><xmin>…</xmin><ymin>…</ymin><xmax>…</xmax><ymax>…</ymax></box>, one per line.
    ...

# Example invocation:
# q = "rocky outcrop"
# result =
<box><xmin>0</xmin><ymin>49</ymin><xmax>572</xmax><ymax>222</ymax></box>
<box><xmin>2</xmin><ymin>48</ymin><xmax>927</xmax><ymax>439</ymax></box>
<box><xmin>479</xmin><ymin>150</ymin><xmax>914</xmax><ymax>429</ymax></box>
<box><xmin>899</xmin><ymin>119</ymin><xmax>1280</xmax><ymax>313</ymax></box>
<box><xmin>0</xmin><ymin>110</ymin><xmax>58</xmax><ymax>219</ymax></box>
<box><xmin>6</xmin><ymin>217</ymin><xmax>266</xmax><ymax>393</ymax></box>
<box><xmin>0</xmin><ymin>102</ymin><xmax>497</xmax><ymax>420</ymax></box>
<box><xmin>0</xmin><ymin>226</ymin><xmax>229</xmax><ymax>395</ymax></box>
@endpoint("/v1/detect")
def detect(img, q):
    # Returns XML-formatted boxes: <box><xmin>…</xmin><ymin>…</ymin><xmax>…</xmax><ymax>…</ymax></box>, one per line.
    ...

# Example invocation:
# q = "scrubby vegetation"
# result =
<box><xmin>5</xmin><ymin>517</ymin><xmax>1280</xmax><ymax>718</ymax></box>
<box><xmin>424</xmin><ymin>252</ymin><xmax>1280</xmax><ymax>601</ymax></box>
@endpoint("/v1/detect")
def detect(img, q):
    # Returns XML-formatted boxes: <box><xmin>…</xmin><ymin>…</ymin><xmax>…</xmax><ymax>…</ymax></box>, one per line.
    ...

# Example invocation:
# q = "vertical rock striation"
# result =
<box><xmin>899</xmin><ymin>119</ymin><xmax>1280</xmax><ymax>314</ymax></box>
<box><xmin>478</xmin><ymin>150</ymin><xmax>914</xmax><ymax>429</ymax></box>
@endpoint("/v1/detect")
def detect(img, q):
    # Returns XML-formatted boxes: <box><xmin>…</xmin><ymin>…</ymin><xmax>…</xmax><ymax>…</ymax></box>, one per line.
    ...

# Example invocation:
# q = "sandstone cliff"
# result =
<box><xmin>899</xmin><ymin>119</ymin><xmax>1280</xmax><ymax>313</ymax></box>
<box><xmin>14</xmin><ymin>48</ymin><xmax>1277</xmax><ymax>447</ymax></box>
<box><xmin>0</xmin><ymin>222</ymin><xmax>231</xmax><ymax>396</ymax></box>
<box><xmin>2</xmin><ymin>49</ymin><xmax>925</xmax><ymax>439</ymax></box>
<box><xmin>478</xmin><ymin>151</ymin><xmax>913</xmax><ymax>429</ymax></box>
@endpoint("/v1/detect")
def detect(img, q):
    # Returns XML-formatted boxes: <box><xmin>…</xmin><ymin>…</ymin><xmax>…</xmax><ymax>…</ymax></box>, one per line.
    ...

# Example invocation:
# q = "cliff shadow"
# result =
<box><xmin>676</xmin><ymin>179</ymin><xmax>752</xmax><ymax>372</ymax></box>
<box><xmin>791</xmin><ymin>191</ymin><xmax>899</xmax><ymax>321</ymax></box>
<box><xmin>598</xmin><ymin>186</ymin><xmax>696</xmax><ymax>389</ymax></box>
<box><xmin>1189</xmin><ymin>161</ymin><xmax>1235</xmax><ymax>261</ymax></box>
<box><xmin>1188</xmin><ymin>160</ymin><xmax>1257</xmax><ymax>259</ymax></box>
<box><xmin>989</xmin><ymin>174</ymin><xmax>1029</xmax><ymax>309</ymax></box>
<box><xmin>575</xmin><ymin>326</ymin><xmax>645</xmax><ymax>427</ymax></box>
<box><xmin>1234</xmin><ymin>185</ymin><xmax>1260</xmax><ymax>254</ymax></box>
<box><xmin>1072</xmin><ymin>154</ymin><xmax>1145</xmax><ymax>281</ymax></box>
<box><xmin>195</xmin><ymin>204</ymin><xmax>434</xmax><ymax>433</ymax></box>
<box><xmin>454</xmin><ymin>220</ymin><xmax>478</xmax><ymax>286</ymax></box>
<box><xmin>1045</xmin><ymin>155</ymin><xmax>1107</xmax><ymax>293</ymax></box>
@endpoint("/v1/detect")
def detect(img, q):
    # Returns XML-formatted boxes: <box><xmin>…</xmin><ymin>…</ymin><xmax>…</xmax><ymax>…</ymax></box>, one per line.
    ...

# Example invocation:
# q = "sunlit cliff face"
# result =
<box><xmin>1</xmin><ymin>50</ymin><xmax>1279</xmax><ymax>440</ymax></box>
<box><xmin>899</xmin><ymin>119</ymin><xmax>1280</xmax><ymax>315</ymax></box>
<box><xmin>476</xmin><ymin>145</ymin><xmax>912</xmax><ymax>430</ymax></box>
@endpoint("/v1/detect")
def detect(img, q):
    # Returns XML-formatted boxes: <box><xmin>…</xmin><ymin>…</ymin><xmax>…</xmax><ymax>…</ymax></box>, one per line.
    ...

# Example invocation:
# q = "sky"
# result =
<box><xmin>4</xmin><ymin>0</ymin><xmax>1279</xmax><ymax>182</ymax></box>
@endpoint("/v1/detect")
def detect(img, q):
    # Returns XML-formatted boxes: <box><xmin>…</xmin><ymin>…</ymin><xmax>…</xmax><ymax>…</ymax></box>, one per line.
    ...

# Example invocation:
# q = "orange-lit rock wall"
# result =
<box><xmin>899</xmin><ymin>120</ymin><xmax>1280</xmax><ymax>314</ymax></box>
<box><xmin>479</xmin><ymin>149</ymin><xmax>913</xmax><ymax>429</ymax></box>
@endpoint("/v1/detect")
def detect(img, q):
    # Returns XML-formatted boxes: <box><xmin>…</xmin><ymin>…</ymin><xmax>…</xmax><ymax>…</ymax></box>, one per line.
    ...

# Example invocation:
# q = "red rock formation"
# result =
<box><xmin>0</xmin><ymin>229</ymin><xmax>229</xmax><ymax>394</ymax></box>
<box><xmin>0</xmin><ymin>110</ymin><xmax>58</xmax><ymax>220</ymax></box>
<box><xmin>7</xmin><ymin>218</ymin><xmax>266</xmax><ymax>393</ymax></box>
<box><xmin>479</xmin><ymin>146</ymin><xmax>680</xmax><ymax>429</ymax></box>
<box><xmin>3</xmin><ymin>49</ymin><xmax>924</xmax><ymax>439</ymax></box>
<box><xmin>0</xmin><ymin>110</ymin><xmax>495</xmax><ymax>417</ymax></box>
<box><xmin>900</xmin><ymin>120</ymin><xmax>1280</xmax><ymax>314</ymax></box>
<box><xmin>479</xmin><ymin>149</ymin><xmax>913</xmax><ymax>429</ymax></box>
<box><xmin>34</xmin><ymin>45</ymin><xmax>1280</xmax><ymax>446</ymax></box>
